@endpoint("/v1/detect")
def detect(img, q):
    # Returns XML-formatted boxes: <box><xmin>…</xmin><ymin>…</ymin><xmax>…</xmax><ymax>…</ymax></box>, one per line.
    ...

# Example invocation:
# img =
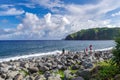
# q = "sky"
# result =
<box><xmin>0</xmin><ymin>0</ymin><xmax>120</xmax><ymax>40</ymax></box>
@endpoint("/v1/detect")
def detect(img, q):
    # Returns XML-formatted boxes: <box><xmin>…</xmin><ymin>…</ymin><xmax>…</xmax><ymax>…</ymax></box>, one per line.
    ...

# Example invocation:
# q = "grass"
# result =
<box><xmin>19</xmin><ymin>69</ymin><xmax>29</xmax><ymax>76</ymax></box>
<box><xmin>54</xmin><ymin>70</ymin><xmax>64</xmax><ymax>79</ymax></box>
<box><xmin>93</xmin><ymin>60</ymin><xmax>119</xmax><ymax>80</ymax></box>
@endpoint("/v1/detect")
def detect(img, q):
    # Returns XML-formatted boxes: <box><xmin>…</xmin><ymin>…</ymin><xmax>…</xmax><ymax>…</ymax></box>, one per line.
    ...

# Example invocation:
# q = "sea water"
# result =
<box><xmin>0</xmin><ymin>40</ymin><xmax>115</xmax><ymax>62</ymax></box>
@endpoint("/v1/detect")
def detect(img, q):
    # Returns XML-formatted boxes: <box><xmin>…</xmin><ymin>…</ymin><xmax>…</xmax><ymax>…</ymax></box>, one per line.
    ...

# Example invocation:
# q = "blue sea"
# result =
<box><xmin>0</xmin><ymin>40</ymin><xmax>115</xmax><ymax>62</ymax></box>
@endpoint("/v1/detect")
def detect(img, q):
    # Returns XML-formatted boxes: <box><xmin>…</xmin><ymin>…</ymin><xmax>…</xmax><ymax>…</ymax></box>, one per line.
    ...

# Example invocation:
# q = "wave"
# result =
<box><xmin>95</xmin><ymin>47</ymin><xmax>114</xmax><ymax>51</ymax></box>
<box><xmin>0</xmin><ymin>50</ymin><xmax>61</xmax><ymax>62</ymax></box>
<box><xmin>0</xmin><ymin>47</ymin><xmax>114</xmax><ymax>62</ymax></box>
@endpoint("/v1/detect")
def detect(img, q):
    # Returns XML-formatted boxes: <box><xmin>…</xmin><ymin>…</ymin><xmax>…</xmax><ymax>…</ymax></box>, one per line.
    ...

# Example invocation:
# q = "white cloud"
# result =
<box><xmin>1</xmin><ymin>0</ymin><xmax>120</xmax><ymax>39</ymax></box>
<box><xmin>32</xmin><ymin>0</ymin><xmax>64</xmax><ymax>10</ymax></box>
<box><xmin>111</xmin><ymin>11</ymin><xmax>120</xmax><ymax>17</ymax></box>
<box><xmin>0</xmin><ymin>8</ymin><xmax>25</xmax><ymax>16</ymax></box>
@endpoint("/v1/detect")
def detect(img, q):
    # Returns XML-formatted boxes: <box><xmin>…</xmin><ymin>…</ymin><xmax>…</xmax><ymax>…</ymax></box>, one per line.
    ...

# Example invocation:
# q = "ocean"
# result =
<box><xmin>0</xmin><ymin>40</ymin><xmax>115</xmax><ymax>62</ymax></box>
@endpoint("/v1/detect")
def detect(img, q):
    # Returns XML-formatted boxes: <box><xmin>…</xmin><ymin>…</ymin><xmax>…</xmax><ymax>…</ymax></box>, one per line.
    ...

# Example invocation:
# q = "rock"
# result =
<box><xmin>24</xmin><ymin>76</ymin><xmax>34</xmax><ymax>80</ymax></box>
<box><xmin>44</xmin><ymin>71</ymin><xmax>52</xmax><ymax>79</ymax></box>
<box><xmin>7</xmin><ymin>71</ymin><xmax>19</xmax><ymax>78</ymax></box>
<box><xmin>71</xmin><ymin>64</ymin><xmax>80</xmax><ymax>70</ymax></box>
<box><xmin>48</xmin><ymin>74</ymin><xmax>61</xmax><ymax>80</ymax></box>
<box><xmin>82</xmin><ymin>61</ymin><xmax>93</xmax><ymax>69</ymax></box>
<box><xmin>0</xmin><ymin>63</ymin><xmax>8</xmax><ymax>68</ymax></box>
<box><xmin>64</xmin><ymin>70</ymin><xmax>74</xmax><ymax>80</ymax></box>
<box><xmin>34</xmin><ymin>75</ymin><xmax>46</xmax><ymax>80</ymax></box>
<box><xmin>91</xmin><ymin>66</ymin><xmax>101</xmax><ymax>75</ymax></box>
<box><xmin>13</xmin><ymin>74</ymin><xmax>23</xmax><ymax>80</ymax></box>
<box><xmin>72</xmin><ymin>77</ymin><xmax>84</xmax><ymax>80</ymax></box>
<box><xmin>45</xmin><ymin>63</ymin><xmax>52</xmax><ymax>67</ymax></box>
<box><xmin>57</xmin><ymin>65</ymin><xmax>62</xmax><ymax>69</ymax></box>
<box><xmin>70</xmin><ymin>60</ymin><xmax>76</xmax><ymax>64</ymax></box>
<box><xmin>0</xmin><ymin>67</ymin><xmax>9</xmax><ymax>73</ymax></box>
<box><xmin>0</xmin><ymin>77</ymin><xmax>4</xmax><ymax>80</ymax></box>
<box><xmin>73</xmin><ymin>54</ymin><xmax>79</xmax><ymax>59</ymax></box>
<box><xmin>39</xmin><ymin>66</ymin><xmax>49</xmax><ymax>72</ymax></box>
<box><xmin>9</xmin><ymin>66</ymin><xmax>17</xmax><ymax>71</ymax></box>
<box><xmin>28</xmin><ymin>67</ymin><xmax>39</xmax><ymax>74</ymax></box>
<box><xmin>114</xmin><ymin>74</ymin><xmax>120</xmax><ymax>80</ymax></box>
<box><xmin>76</xmin><ymin>69</ymin><xmax>91</xmax><ymax>80</ymax></box>
<box><xmin>1</xmin><ymin>73</ymin><xmax>6</xmax><ymax>79</ymax></box>
<box><xmin>61</xmin><ymin>65</ymin><xmax>67</xmax><ymax>70</ymax></box>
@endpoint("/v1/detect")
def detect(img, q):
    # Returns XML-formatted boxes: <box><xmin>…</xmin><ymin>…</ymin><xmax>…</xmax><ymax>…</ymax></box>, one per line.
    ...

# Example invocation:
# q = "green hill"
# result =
<box><xmin>65</xmin><ymin>27</ymin><xmax>120</xmax><ymax>40</ymax></box>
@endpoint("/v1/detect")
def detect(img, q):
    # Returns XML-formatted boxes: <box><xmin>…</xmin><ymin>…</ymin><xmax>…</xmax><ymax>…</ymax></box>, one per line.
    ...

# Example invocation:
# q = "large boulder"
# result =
<box><xmin>39</xmin><ymin>66</ymin><xmax>49</xmax><ymax>72</ymax></box>
<box><xmin>28</xmin><ymin>67</ymin><xmax>39</xmax><ymax>74</ymax></box>
<box><xmin>82</xmin><ymin>61</ymin><xmax>93</xmax><ymax>69</ymax></box>
<box><xmin>76</xmin><ymin>69</ymin><xmax>91</xmax><ymax>80</ymax></box>
<box><xmin>7</xmin><ymin>71</ymin><xmax>19</xmax><ymax>79</ymax></box>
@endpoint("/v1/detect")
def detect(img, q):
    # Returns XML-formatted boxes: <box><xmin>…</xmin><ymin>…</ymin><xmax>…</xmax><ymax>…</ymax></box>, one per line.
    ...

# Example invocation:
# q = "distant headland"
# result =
<box><xmin>65</xmin><ymin>27</ymin><xmax>120</xmax><ymax>40</ymax></box>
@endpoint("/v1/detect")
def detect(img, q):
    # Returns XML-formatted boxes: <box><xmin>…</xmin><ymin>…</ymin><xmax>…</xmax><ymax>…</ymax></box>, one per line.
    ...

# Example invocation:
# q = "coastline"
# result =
<box><xmin>0</xmin><ymin>48</ymin><xmax>113</xmax><ymax>80</ymax></box>
<box><xmin>0</xmin><ymin>47</ymin><xmax>113</xmax><ymax>63</ymax></box>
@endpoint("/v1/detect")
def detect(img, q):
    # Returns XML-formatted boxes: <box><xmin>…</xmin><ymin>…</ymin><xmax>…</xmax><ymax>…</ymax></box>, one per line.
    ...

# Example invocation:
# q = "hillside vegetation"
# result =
<box><xmin>65</xmin><ymin>27</ymin><xmax>120</xmax><ymax>40</ymax></box>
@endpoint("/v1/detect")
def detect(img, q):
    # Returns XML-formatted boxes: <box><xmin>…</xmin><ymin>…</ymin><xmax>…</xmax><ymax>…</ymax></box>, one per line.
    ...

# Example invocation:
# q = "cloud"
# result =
<box><xmin>0</xmin><ymin>8</ymin><xmax>25</xmax><ymax>16</ymax></box>
<box><xmin>0</xmin><ymin>12</ymin><xmax>70</xmax><ymax>40</ymax></box>
<box><xmin>1</xmin><ymin>0</ymin><xmax>120</xmax><ymax>39</ymax></box>
<box><xmin>111</xmin><ymin>11</ymin><xmax>120</xmax><ymax>17</ymax></box>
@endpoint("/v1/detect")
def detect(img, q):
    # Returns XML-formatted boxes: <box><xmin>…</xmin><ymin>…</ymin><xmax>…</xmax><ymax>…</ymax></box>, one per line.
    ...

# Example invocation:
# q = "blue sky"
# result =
<box><xmin>0</xmin><ymin>0</ymin><xmax>120</xmax><ymax>40</ymax></box>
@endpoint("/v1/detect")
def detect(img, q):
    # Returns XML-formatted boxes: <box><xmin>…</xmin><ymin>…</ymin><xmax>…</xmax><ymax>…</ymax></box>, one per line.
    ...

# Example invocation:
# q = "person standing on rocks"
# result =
<box><xmin>62</xmin><ymin>48</ymin><xmax>65</xmax><ymax>55</ymax></box>
<box><xmin>85</xmin><ymin>48</ymin><xmax>88</xmax><ymax>56</ymax></box>
<box><xmin>89</xmin><ymin>45</ymin><xmax>93</xmax><ymax>55</ymax></box>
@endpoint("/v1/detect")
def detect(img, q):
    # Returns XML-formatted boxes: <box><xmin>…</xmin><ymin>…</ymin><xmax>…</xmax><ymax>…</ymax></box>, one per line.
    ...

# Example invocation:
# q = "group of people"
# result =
<box><xmin>84</xmin><ymin>45</ymin><xmax>93</xmax><ymax>56</ymax></box>
<box><xmin>61</xmin><ymin>44</ymin><xmax>93</xmax><ymax>56</ymax></box>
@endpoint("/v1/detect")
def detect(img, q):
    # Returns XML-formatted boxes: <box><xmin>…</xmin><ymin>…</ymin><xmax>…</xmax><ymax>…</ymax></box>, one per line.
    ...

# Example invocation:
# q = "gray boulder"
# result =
<box><xmin>39</xmin><ymin>66</ymin><xmax>49</xmax><ymax>72</ymax></box>
<box><xmin>28</xmin><ymin>67</ymin><xmax>39</xmax><ymax>74</ymax></box>
<box><xmin>76</xmin><ymin>69</ymin><xmax>91</xmax><ymax>80</ymax></box>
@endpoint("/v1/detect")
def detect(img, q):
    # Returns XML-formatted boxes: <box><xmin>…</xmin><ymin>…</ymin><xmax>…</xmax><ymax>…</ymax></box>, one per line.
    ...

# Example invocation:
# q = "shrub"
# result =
<box><xmin>112</xmin><ymin>37</ymin><xmax>120</xmax><ymax>69</ymax></box>
<box><xmin>94</xmin><ymin>61</ymin><xmax>119</xmax><ymax>80</ymax></box>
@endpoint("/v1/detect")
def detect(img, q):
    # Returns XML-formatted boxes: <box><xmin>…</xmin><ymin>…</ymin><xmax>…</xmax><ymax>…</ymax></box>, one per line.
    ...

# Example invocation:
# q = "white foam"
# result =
<box><xmin>95</xmin><ymin>47</ymin><xmax>113</xmax><ymax>51</ymax></box>
<box><xmin>0</xmin><ymin>50</ymin><xmax>61</xmax><ymax>62</ymax></box>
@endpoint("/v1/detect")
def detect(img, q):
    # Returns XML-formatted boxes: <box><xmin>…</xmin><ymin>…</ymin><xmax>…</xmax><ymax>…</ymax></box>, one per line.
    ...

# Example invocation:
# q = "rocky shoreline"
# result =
<box><xmin>0</xmin><ymin>50</ymin><xmax>113</xmax><ymax>80</ymax></box>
